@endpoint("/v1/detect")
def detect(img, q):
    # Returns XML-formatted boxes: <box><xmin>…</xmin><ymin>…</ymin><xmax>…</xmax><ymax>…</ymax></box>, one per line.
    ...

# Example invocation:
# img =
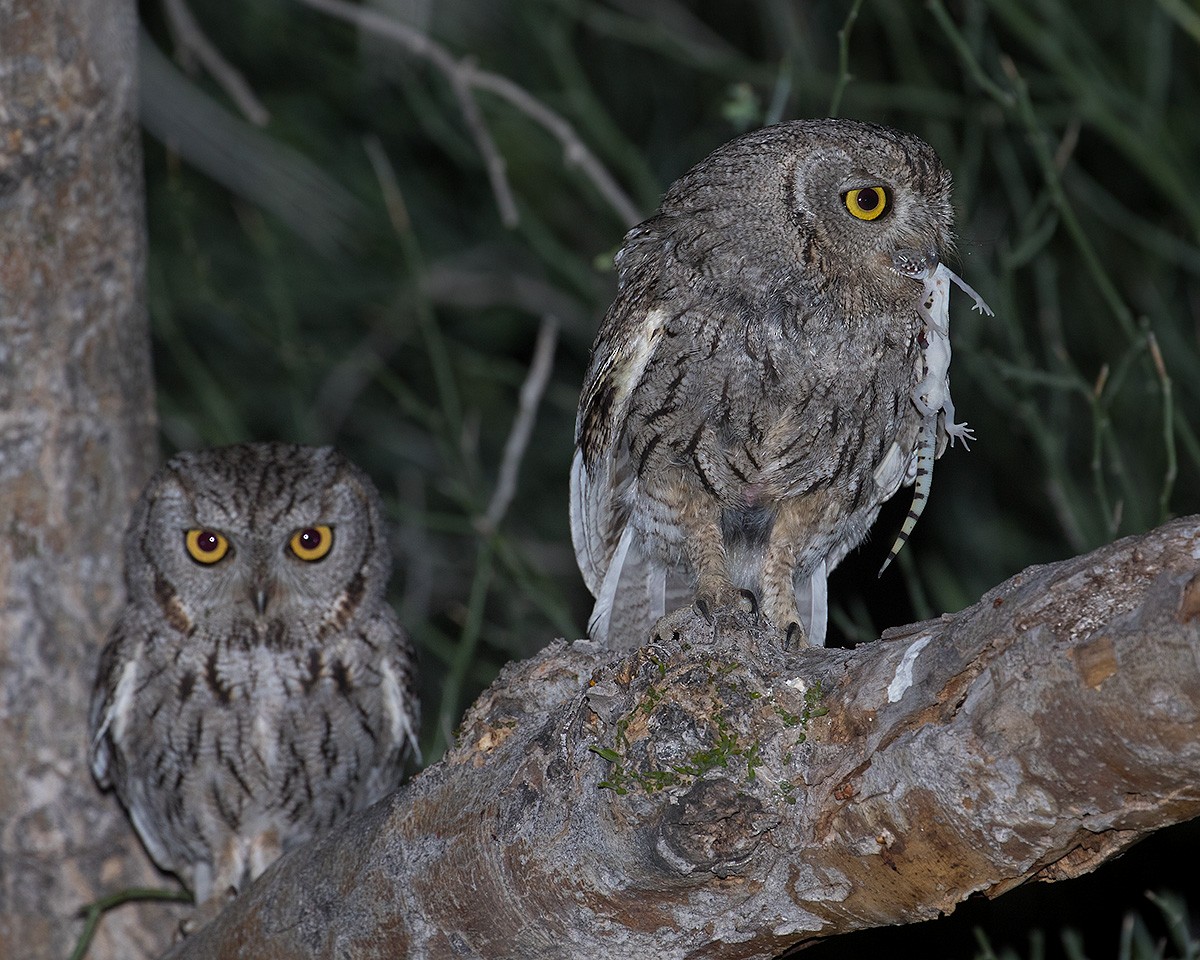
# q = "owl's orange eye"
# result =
<box><xmin>289</xmin><ymin>525</ymin><xmax>333</xmax><ymax>562</ymax></box>
<box><xmin>185</xmin><ymin>529</ymin><xmax>230</xmax><ymax>564</ymax></box>
<box><xmin>844</xmin><ymin>186</ymin><xmax>890</xmax><ymax>221</ymax></box>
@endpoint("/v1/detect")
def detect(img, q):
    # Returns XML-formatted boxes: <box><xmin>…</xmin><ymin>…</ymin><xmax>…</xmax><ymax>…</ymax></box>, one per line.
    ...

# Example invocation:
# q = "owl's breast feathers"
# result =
<box><xmin>578</xmin><ymin>269</ymin><xmax>923</xmax><ymax>507</ymax></box>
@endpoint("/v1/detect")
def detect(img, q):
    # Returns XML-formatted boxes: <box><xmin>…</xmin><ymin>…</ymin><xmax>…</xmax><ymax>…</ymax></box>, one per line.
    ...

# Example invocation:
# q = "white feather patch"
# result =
<box><xmin>381</xmin><ymin>658</ymin><xmax>420</xmax><ymax>765</ymax></box>
<box><xmin>91</xmin><ymin>656</ymin><xmax>140</xmax><ymax>783</ymax></box>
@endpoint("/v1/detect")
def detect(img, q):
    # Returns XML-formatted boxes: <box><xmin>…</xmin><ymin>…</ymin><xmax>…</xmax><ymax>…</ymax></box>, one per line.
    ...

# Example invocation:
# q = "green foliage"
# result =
<box><xmin>70</xmin><ymin>887</ymin><xmax>193</xmax><ymax>960</ymax></box>
<box><xmin>591</xmin><ymin>706</ymin><xmax>762</xmax><ymax>796</ymax></box>
<box><xmin>973</xmin><ymin>891</ymin><xmax>1200</xmax><ymax>960</ymax></box>
<box><xmin>140</xmin><ymin>0</ymin><xmax>1198</xmax><ymax>793</ymax></box>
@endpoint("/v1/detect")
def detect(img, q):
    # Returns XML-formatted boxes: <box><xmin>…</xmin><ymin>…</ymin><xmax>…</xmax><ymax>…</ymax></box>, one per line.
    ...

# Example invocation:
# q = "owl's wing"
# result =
<box><xmin>86</xmin><ymin>623</ymin><xmax>180</xmax><ymax>873</ymax></box>
<box><xmin>87</xmin><ymin>625</ymin><xmax>140</xmax><ymax>790</ymax></box>
<box><xmin>570</xmin><ymin>303</ymin><xmax>668</xmax><ymax>594</ymax></box>
<box><xmin>362</xmin><ymin>609</ymin><xmax>421</xmax><ymax>800</ymax></box>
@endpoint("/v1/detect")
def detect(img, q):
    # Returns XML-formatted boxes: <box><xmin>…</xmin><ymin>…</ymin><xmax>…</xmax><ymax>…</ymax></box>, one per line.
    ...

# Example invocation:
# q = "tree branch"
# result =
<box><xmin>168</xmin><ymin>515</ymin><xmax>1200</xmax><ymax>959</ymax></box>
<box><xmin>479</xmin><ymin>314</ymin><xmax>559</xmax><ymax>534</ymax></box>
<box><xmin>162</xmin><ymin>0</ymin><xmax>270</xmax><ymax>126</ymax></box>
<box><xmin>292</xmin><ymin>0</ymin><xmax>642</xmax><ymax>228</ymax></box>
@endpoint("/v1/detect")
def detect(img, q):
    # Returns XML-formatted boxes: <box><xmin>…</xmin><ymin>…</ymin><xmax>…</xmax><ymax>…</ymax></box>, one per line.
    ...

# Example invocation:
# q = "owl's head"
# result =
<box><xmin>630</xmin><ymin>118</ymin><xmax>955</xmax><ymax>319</ymax></box>
<box><xmin>124</xmin><ymin>443</ymin><xmax>391</xmax><ymax>638</ymax></box>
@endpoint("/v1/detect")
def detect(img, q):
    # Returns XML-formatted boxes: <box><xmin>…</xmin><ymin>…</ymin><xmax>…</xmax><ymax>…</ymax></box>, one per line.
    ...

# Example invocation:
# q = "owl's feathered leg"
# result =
<box><xmin>179</xmin><ymin>839</ymin><xmax>249</xmax><ymax>934</ymax></box>
<box><xmin>247</xmin><ymin>827</ymin><xmax>283</xmax><ymax>884</ymax></box>
<box><xmin>760</xmin><ymin>495</ymin><xmax>833</xmax><ymax>646</ymax></box>
<box><xmin>632</xmin><ymin>471</ymin><xmax>740</xmax><ymax>621</ymax></box>
<box><xmin>211</xmin><ymin>836</ymin><xmax>253</xmax><ymax>902</ymax></box>
<box><xmin>685</xmin><ymin>511</ymin><xmax>740</xmax><ymax>619</ymax></box>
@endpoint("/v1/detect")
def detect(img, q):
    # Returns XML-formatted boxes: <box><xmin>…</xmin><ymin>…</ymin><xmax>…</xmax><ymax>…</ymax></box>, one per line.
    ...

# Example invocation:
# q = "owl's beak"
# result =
<box><xmin>891</xmin><ymin>247</ymin><xmax>939</xmax><ymax>280</ymax></box>
<box><xmin>250</xmin><ymin>579</ymin><xmax>277</xmax><ymax>617</ymax></box>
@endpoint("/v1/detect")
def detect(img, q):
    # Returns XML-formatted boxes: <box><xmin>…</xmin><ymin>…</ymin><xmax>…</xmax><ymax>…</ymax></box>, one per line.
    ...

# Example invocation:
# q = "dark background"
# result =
<box><xmin>136</xmin><ymin>1</ymin><xmax>1200</xmax><ymax>955</ymax></box>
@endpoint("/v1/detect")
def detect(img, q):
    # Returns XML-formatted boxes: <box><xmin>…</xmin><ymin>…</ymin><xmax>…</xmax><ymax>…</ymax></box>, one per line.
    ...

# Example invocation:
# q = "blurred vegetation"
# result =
<box><xmin>974</xmin><ymin>889</ymin><xmax>1200</xmax><ymax>960</ymax></box>
<box><xmin>136</xmin><ymin>0</ymin><xmax>1199</xmax><ymax>952</ymax></box>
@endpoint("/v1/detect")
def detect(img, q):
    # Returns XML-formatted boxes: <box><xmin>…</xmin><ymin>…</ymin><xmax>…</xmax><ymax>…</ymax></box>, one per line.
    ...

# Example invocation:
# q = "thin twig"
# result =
<box><xmin>925</xmin><ymin>0</ymin><xmax>1015</xmax><ymax>107</ymax></box>
<box><xmin>1157</xmin><ymin>0</ymin><xmax>1200</xmax><ymax>44</ymax></box>
<box><xmin>1146</xmin><ymin>331</ymin><xmax>1178</xmax><ymax>520</ymax></box>
<box><xmin>438</xmin><ymin>537</ymin><xmax>494</xmax><ymax>753</ymax></box>
<box><xmin>162</xmin><ymin>0</ymin><xmax>271</xmax><ymax>126</ymax></box>
<box><xmin>363</xmin><ymin>133</ymin><xmax>411</xmax><ymax>234</ymax></box>
<box><xmin>828</xmin><ymin>0</ymin><xmax>866</xmax><ymax>117</ymax></box>
<box><xmin>70</xmin><ymin>886</ymin><xmax>193</xmax><ymax>960</ymax></box>
<box><xmin>480</xmin><ymin>315</ymin><xmax>560</xmax><ymax>534</ymax></box>
<box><xmin>364</xmin><ymin>134</ymin><xmax>464</xmax><ymax>437</ymax></box>
<box><xmin>302</xmin><ymin>0</ymin><xmax>516</xmax><ymax>225</ymax></box>
<box><xmin>292</xmin><ymin>0</ymin><xmax>641</xmax><ymax>228</ymax></box>
<box><xmin>445</xmin><ymin>60</ymin><xmax>518</xmax><ymax>227</ymax></box>
<box><xmin>467</xmin><ymin>70</ymin><xmax>642</xmax><ymax>226</ymax></box>
<box><xmin>999</xmin><ymin>56</ymin><xmax>1138</xmax><ymax>340</ymax></box>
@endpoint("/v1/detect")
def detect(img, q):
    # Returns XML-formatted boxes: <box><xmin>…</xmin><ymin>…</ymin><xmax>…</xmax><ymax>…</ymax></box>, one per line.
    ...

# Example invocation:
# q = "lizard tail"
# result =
<box><xmin>878</xmin><ymin>424</ymin><xmax>936</xmax><ymax>577</ymax></box>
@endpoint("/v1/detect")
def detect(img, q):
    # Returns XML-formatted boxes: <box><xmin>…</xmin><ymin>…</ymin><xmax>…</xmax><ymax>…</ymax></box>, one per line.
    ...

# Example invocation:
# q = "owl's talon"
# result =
<box><xmin>694</xmin><ymin>597</ymin><xmax>714</xmax><ymax>623</ymax></box>
<box><xmin>783</xmin><ymin>622</ymin><xmax>806</xmax><ymax>650</ymax></box>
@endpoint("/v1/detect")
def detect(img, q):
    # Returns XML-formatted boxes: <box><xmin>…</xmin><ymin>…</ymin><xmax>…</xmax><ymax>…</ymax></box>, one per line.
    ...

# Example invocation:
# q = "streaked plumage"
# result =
<box><xmin>571</xmin><ymin>119</ymin><xmax>964</xmax><ymax>648</ymax></box>
<box><xmin>89</xmin><ymin>443</ymin><xmax>419</xmax><ymax>907</ymax></box>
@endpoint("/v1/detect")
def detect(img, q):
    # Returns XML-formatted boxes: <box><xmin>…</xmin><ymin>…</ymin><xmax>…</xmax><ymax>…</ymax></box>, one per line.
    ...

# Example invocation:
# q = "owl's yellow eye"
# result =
<box><xmin>289</xmin><ymin>525</ymin><xmax>334</xmax><ymax>562</ymax></box>
<box><xmin>185</xmin><ymin>529</ymin><xmax>230</xmax><ymax>565</ymax></box>
<box><xmin>844</xmin><ymin>186</ymin><xmax>890</xmax><ymax>221</ymax></box>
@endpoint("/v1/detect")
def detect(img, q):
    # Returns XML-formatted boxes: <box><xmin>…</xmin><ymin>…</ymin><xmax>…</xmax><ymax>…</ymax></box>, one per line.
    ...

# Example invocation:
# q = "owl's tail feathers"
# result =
<box><xmin>569</xmin><ymin>448</ymin><xmax>623</xmax><ymax>598</ymax></box>
<box><xmin>793</xmin><ymin>558</ymin><xmax>829</xmax><ymax>648</ymax></box>
<box><xmin>572</xmin><ymin>446</ymin><xmax>670</xmax><ymax>648</ymax></box>
<box><xmin>587</xmin><ymin>524</ymin><xmax>633</xmax><ymax>644</ymax></box>
<box><xmin>587</xmin><ymin>526</ymin><xmax>676</xmax><ymax>650</ymax></box>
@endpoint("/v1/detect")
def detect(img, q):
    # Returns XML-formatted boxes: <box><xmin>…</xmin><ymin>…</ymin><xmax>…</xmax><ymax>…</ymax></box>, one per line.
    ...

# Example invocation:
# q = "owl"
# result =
<box><xmin>571</xmin><ymin>119</ymin><xmax>962</xmax><ymax>649</ymax></box>
<box><xmin>88</xmin><ymin>442</ymin><xmax>419</xmax><ymax>909</ymax></box>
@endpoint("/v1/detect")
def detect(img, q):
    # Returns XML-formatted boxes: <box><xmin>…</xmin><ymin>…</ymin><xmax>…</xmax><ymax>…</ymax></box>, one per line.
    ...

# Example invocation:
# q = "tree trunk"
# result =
<box><xmin>0</xmin><ymin>1</ymin><xmax>168</xmax><ymax>957</ymax></box>
<box><xmin>169</xmin><ymin>515</ymin><xmax>1200</xmax><ymax>959</ymax></box>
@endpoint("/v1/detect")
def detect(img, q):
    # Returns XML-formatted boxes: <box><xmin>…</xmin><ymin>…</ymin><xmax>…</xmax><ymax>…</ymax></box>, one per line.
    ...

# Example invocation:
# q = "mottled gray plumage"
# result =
<box><xmin>89</xmin><ymin>443</ymin><xmax>419</xmax><ymax>907</ymax></box>
<box><xmin>571</xmin><ymin>119</ymin><xmax>956</xmax><ymax>649</ymax></box>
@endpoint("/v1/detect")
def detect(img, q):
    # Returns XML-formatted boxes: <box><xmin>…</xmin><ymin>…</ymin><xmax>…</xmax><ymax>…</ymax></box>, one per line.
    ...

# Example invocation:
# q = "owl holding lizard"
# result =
<box><xmin>571</xmin><ymin>119</ymin><xmax>977</xmax><ymax>649</ymax></box>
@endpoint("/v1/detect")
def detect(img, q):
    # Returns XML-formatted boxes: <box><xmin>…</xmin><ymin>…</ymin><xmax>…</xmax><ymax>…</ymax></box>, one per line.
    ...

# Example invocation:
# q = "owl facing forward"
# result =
<box><xmin>89</xmin><ymin>443</ymin><xmax>419</xmax><ymax>907</ymax></box>
<box><xmin>571</xmin><ymin>119</ymin><xmax>958</xmax><ymax>649</ymax></box>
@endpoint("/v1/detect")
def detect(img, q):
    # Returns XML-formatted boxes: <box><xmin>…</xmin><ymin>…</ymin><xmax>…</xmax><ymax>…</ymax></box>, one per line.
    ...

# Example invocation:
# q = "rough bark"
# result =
<box><xmin>0</xmin><ymin>1</ymin><xmax>168</xmax><ymax>957</ymax></box>
<box><xmin>169</xmin><ymin>515</ymin><xmax>1200</xmax><ymax>959</ymax></box>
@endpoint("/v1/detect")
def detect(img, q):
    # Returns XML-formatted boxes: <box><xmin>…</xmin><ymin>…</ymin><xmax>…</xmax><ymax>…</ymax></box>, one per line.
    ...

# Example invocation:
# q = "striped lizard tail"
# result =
<box><xmin>878</xmin><ymin>418</ymin><xmax>936</xmax><ymax>577</ymax></box>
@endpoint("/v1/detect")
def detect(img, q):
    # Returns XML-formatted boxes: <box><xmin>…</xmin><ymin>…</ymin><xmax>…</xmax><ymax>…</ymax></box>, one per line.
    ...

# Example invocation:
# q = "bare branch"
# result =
<box><xmin>292</xmin><ymin>0</ymin><xmax>642</xmax><ymax>228</ymax></box>
<box><xmin>162</xmin><ymin>0</ymin><xmax>271</xmax><ymax>126</ymax></box>
<box><xmin>480</xmin><ymin>315</ymin><xmax>560</xmax><ymax>534</ymax></box>
<box><xmin>167</xmin><ymin>516</ymin><xmax>1200</xmax><ymax>959</ymax></box>
<box><xmin>443</xmin><ymin>58</ymin><xmax>520</xmax><ymax>228</ymax></box>
<box><xmin>468</xmin><ymin>69</ymin><xmax>644</xmax><ymax>227</ymax></box>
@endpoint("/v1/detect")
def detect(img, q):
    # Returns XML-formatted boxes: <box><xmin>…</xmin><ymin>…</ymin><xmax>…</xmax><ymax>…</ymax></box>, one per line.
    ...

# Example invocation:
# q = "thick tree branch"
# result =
<box><xmin>169</xmin><ymin>516</ymin><xmax>1200</xmax><ymax>959</ymax></box>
